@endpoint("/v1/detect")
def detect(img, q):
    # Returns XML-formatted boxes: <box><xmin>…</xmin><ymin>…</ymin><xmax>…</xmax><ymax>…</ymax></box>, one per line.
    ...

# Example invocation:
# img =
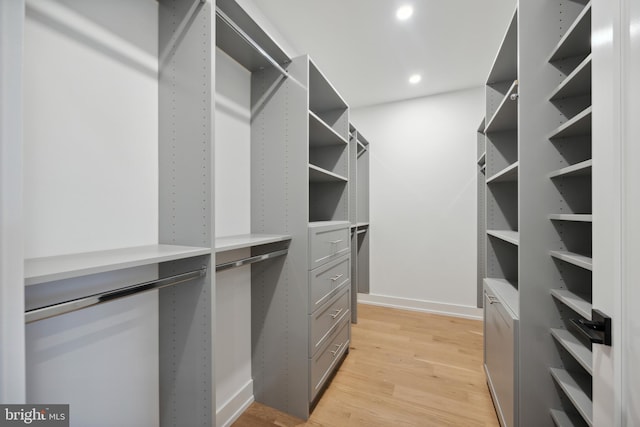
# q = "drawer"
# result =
<box><xmin>309</xmin><ymin>222</ymin><xmax>350</xmax><ymax>269</ymax></box>
<box><xmin>309</xmin><ymin>286</ymin><xmax>350</xmax><ymax>356</ymax></box>
<box><xmin>309</xmin><ymin>317</ymin><xmax>350</xmax><ymax>401</ymax></box>
<box><xmin>309</xmin><ymin>254</ymin><xmax>350</xmax><ymax>311</ymax></box>
<box><xmin>484</xmin><ymin>289</ymin><xmax>518</xmax><ymax>427</ymax></box>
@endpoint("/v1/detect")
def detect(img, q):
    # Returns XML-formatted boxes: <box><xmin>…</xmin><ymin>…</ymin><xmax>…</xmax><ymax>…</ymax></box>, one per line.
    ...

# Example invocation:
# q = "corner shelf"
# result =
<box><xmin>309</xmin><ymin>111</ymin><xmax>348</xmax><ymax>147</ymax></box>
<box><xmin>550</xmin><ymin>328</ymin><xmax>593</xmax><ymax>375</ymax></box>
<box><xmin>484</xmin><ymin>278</ymin><xmax>519</xmax><ymax>318</ymax></box>
<box><xmin>487</xmin><ymin>229</ymin><xmax>520</xmax><ymax>246</ymax></box>
<box><xmin>549</xmin><ymin>3</ymin><xmax>592</xmax><ymax>63</ymax></box>
<box><xmin>550</xmin><ymin>250</ymin><xmax>593</xmax><ymax>271</ymax></box>
<box><xmin>485</xmin><ymin>80</ymin><xmax>518</xmax><ymax>133</ymax></box>
<box><xmin>550</xmin><ymin>55</ymin><xmax>592</xmax><ymax>101</ymax></box>
<box><xmin>550</xmin><ymin>368</ymin><xmax>593</xmax><ymax>427</ymax></box>
<box><xmin>549</xmin><ymin>214</ymin><xmax>593</xmax><ymax>222</ymax></box>
<box><xmin>214</xmin><ymin>234</ymin><xmax>291</xmax><ymax>252</ymax></box>
<box><xmin>308</xmin><ymin>164</ymin><xmax>348</xmax><ymax>183</ymax></box>
<box><xmin>549</xmin><ymin>160</ymin><xmax>592</xmax><ymax>179</ymax></box>
<box><xmin>551</xmin><ymin>289</ymin><xmax>592</xmax><ymax>320</ymax></box>
<box><xmin>549</xmin><ymin>107</ymin><xmax>592</xmax><ymax>140</ymax></box>
<box><xmin>487</xmin><ymin>161</ymin><xmax>519</xmax><ymax>183</ymax></box>
<box><xmin>25</xmin><ymin>245</ymin><xmax>211</xmax><ymax>286</ymax></box>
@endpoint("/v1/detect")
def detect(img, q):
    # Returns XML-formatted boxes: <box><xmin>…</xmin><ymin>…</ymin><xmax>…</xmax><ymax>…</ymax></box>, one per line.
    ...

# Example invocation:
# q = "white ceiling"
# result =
<box><xmin>247</xmin><ymin>0</ymin><xmax>517</xmax><ymax>108</ymax></box>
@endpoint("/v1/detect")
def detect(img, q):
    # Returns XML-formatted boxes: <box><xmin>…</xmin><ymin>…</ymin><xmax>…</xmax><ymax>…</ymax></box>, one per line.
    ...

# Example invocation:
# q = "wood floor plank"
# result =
<box><xmin>232</xmin><ymin>304</ymin><xmax>499</xmax><ymax>427</ymax></box>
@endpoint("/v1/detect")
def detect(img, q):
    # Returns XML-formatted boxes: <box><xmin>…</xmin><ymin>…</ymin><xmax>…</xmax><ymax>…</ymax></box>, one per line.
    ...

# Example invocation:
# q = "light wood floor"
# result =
<box><xmin>233</xmin><ymin>304</ymin><xmax>499</xmax><ymax>427</ymax></box>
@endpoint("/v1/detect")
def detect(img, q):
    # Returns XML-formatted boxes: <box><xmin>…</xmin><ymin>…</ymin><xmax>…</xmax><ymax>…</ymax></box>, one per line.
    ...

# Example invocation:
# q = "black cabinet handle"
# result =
<box><xmin>569</xmin><ymin>309</ymin><xmax>612</xmax><ymax>346</ymax></box>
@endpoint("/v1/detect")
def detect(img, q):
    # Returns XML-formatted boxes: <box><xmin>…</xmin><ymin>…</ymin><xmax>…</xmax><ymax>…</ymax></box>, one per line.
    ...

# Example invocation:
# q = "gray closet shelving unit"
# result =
<box><xmin>216</xmin><ymin>0</ymin><xmax>351</xmax><ymax>418</ymax></box>
<box><xmin>348</xmin><ymin>124</ymin><xmax>371</xmax><ymax>322</ymax></box>
<box><xmin>1</xmin><ymin>1</ymin><xmax>216</xmax><ymax>424</ymax></box>
<box><xmin>482</xmin><ymin>1</ymin><xmax>595</xmax><ymax>426</ymax></box>
<box><xmin>477</xmin><ymin>118</ymin><xmax>486</xmax><ymax>308</ymax></box>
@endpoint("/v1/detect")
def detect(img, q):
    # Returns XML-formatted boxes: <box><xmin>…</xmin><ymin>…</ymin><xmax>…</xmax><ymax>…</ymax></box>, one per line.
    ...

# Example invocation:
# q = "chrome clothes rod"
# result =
<box><xmin>216</xmin><ymin>249</ymin><xmax>288</xmax><ymax>272</ymax></box>
<box><xmin>25</xmin><ymin>267</ymin><xmax>207</xmax><ymax>324</ymax></box>
<box><xmin>216</xmin><ymin>7</ymin><xmax>295</xmax><ymax>82</ymax></box>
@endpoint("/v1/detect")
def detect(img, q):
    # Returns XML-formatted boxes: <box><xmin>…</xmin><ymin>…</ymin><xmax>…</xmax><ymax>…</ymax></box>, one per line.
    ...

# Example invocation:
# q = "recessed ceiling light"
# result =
<box><xmin>396</xmin><ymin>5</ymin><xmax>413</xmax><ymax>21</ymax></box>
<box><xmin>409</xmin><ymin>74</ymin><xmax>422</xmax><ymax>84</ymax></box>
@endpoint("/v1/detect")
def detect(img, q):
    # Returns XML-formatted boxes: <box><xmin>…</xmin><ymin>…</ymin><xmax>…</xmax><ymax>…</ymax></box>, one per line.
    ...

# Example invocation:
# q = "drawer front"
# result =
<box><xmin>309</xmin><ymin>254</ymin><xmax>350</xmax><ymax>311</ymax></box>
<box><xmin>309</xmin><ymin>317</ymin><xmax>350</xmax><ymax>401</ymax></box>
<box><xmin>309</xmin><ymin>225</ymin><xmax>350</xmax><ymax>269</ymax></box>
<box><xmin>484</xmin><ymin>291</ymin><xmax>516</xmax><ymax>427</ymax></box>
<box><xmin>309</xmin><ymin>286</ymin><xmax>350</xmax><ymax>356</ymax></box>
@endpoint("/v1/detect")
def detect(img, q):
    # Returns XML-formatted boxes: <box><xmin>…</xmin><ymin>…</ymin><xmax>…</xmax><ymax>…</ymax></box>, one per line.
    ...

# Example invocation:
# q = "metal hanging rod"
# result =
<box><xmin>216</xmin><ymin>7</ymin><xmax>292</xmax><ymax>79</ymax></box>
<box><xmin>25</xmin><ymin>267</ymin><xmax>207</xmax><ymax>324</ymax></box>
<box><xmin>216</xmin><ymin>249</ymin><xmax>288</xmax><ymax>272</ymax></box>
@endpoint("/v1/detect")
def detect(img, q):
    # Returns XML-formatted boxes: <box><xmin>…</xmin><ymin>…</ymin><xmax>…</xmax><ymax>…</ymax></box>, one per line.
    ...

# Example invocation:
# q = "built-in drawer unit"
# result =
<box><xmin>309</xmin><ymin>285</ymin><xmax>350</xmax><ymax>356</ymax></box>
<box><xmin>309</xmin><ymin>316</ymin><xmax>350</xmax><ymax>401</ymax></box>
<box><xmin>308</xmin><ymin>221</ymin><xmax>350</xmax><ymax>270</ymax></box>
<box><xmin>484</xmin><ymin>284</ymin><xmax>518</xmax><ymax>427</ymax></box>
<box><xmin>309</xmin><ymin>254</ymin><xmax>350</xmax><ymax>312</ymax></box>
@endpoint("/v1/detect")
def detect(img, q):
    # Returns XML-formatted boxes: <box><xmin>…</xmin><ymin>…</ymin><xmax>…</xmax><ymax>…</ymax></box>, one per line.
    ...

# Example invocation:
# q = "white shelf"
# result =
<box><xmin>485</xmin><ymin>80</ymin><xmax>518</xmax><ymax>133</ymax></box>
<box><xmin>550</xmin><ymin>368</ymin><xmax>593</xmax><ymax>427</ymax></box>
<box><xmin>308</xmin><ymin>164</ymin><xmax>348</xmax><ymax>183</ymax></box>
<box><xmin>309</xmin><ymin>111</ymin><xmax>348</xmax><ymax>147</ymax></box>
<box><xmin>25</xmin><ymin>244</ymin><xmax>211</xmax><ymax>286</ymax></box>
<box><xmin>550</xmin><ymin>106</ymin><xmax>592</xmax><ymax>139</ymax></box>
<box><xmin>549</xmin><ymin>3</ymin><xmax>592</xmax><ymax>63</ymax></box>
<box><xmin>486</xmin><ymin>8</ymin><xmax>518</xmax><ymax>84</ymax></box>
<box><xmin>215</xmin><ymin>234</ymin><xmax>291</xmax><ymax>252</ymax></box>
<box><xmin>549</xmin><ymin>160</ymin><xmax>592</xmax><ymax>179</ymax></box>
<box><xmin>549</xmin><ymin>214</ymin><xmax>593</xmax><ymax>222</ymax></box>
<box><xmin>551</xmin><ymin>289</ymin><xmax>592</xmax><ymax>320</ymax></box>
<box><xmin>487</xmin><ymin>229</ymin><xmax>520</xmax><ymax>246</ymax></box>
<box><xmin>550</xmin><ymin>409</ymin><xmax>588</xmax><ymax>427</ymax></box>
<box><xmin>550</xmin><ymin>250</ymin><xmax>593</xmax><ymax>271</ymax></box>
<box><xmin>551</xmin><ymin>329</ymin><xmax>593</xmax><ymax>375</ymax></box>
<box><xmin>550</xmin><ymin>55</ymin><xmax>592</xmax><ymax>101</ymax></box>
<box><xmin>487</xmin><ymin>161</ymin><xmax>519</xmax><ymax>183</ymax></box>
<box><xmin>484</xmin><ymin>278</ymin><xmax>519</xmax><ymax>318</ymax></box>
<box><xmin>309</xmin><ymin>220</ymin><xmax>351</xmax><ymax>229</ymax></box>
<box><xmin>309</xmin><ymin>58</ymin><xmax>348</xmax><ymax>113</ymax></box>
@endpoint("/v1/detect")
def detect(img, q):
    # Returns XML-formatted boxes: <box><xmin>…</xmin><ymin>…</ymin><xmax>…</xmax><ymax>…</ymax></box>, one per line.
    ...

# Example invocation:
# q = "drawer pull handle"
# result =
<box><xmin>331</xmin><ymin>343</ymin><xmax>343</xmax><ymax>357</ymax></box>
<box><xmin>330</xmin><ymin>308</ymin><xmax>343</xmax><ymax>319</ymax></box>
<box><xmin>330</xmin><ymin>274</ymin><xmax>344</xmax><ymax>282</ymax></box>
<box><xmin>329</xmin><ymin>239</ymin><xmax>343</xmax><ymax>245</ymax></box>
<box><xmin>487</xmin><ymin>295</ymin><xmax>500</xmax><ymax>304</ymax></box>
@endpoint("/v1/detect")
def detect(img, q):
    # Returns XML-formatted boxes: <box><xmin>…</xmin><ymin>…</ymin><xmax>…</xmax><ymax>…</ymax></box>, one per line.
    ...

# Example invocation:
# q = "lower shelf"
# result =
<box><xmin>550</xmin><ymin>409</ymin><xmax>589</xmax><ymax>427</ymax></box>
<box><xmin>550</xmin><ymin>368</ymin><xmax>593</xmax><ymax>427</ymax></box>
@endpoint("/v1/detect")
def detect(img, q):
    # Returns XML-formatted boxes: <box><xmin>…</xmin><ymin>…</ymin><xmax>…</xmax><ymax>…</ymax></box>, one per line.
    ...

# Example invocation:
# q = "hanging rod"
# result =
<box><xmin>25</xmin><ymin>267</ymin><xmax>207</xmax><ymax>324</ymax></box>
<box><xmin>216</xmin><ymin>7</ymin><xmax>292</xmax><ymax>79</ymax></box>
<box><xmin>216</xmin><ymin>248</ymin><xmax>288</xmax><ymax>272</ymax></box>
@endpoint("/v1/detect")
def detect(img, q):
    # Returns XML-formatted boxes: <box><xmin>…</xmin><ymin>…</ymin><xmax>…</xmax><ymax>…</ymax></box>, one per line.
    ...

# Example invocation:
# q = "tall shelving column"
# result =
<box><xmin>483</xmin><ymin>9</ymin><xmax>519</xmax><ymax>427</ymax></box>
<box><xmin>477</xmin><ymin>119</ymin><xmax>486</xmax><ymax>308</ymax></box>
<box><xmin>545</xmin><ymin>2</ymin><xmax>593</xmax><ymax>425</ymax></box>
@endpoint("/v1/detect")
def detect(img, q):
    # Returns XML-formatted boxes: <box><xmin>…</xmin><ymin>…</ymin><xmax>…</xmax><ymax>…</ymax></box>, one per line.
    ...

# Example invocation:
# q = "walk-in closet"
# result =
<box><xmin>1</xmin><ymin>0</ymin><xmax>638</xmax><ymax>426</ymax></box>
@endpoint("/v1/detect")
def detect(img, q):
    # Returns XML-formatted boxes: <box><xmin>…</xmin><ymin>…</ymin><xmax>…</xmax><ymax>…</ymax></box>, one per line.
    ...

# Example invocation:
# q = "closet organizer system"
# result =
<box><xmin>0</xmin><ymin>0</ymin><xmax>371</xmax><ymax>423</ymax></box>
<box><xmin>479</xmin><ymin>2</ymin><xmax>603</xmax><ymax>427</ymax></box>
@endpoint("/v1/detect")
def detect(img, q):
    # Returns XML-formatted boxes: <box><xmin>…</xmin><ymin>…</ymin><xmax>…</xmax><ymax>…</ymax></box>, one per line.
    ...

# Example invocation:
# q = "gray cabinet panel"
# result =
<box><xmin>309</xmin><ymin>286</ymin><xmax>350</xmax><ymax>356</ymax></box>
<box><xmin>309</xmin><ymin>317</ymin><xmax>349</xmax><ymax>401</ymax></box>
<box><xmin>308</xmin><ymin>222</ymin><xmax>350</xmax><ymax>269</ymax></box>
<box><xmin>308</xmin><ymin>254</ymin><xmax>350</xmax><ymax>312</ymax></box>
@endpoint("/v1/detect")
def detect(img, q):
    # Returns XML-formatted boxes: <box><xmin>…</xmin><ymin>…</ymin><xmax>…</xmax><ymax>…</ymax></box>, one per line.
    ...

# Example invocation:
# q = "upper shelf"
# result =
<box><xmin>550</xmin><ymin>250</ymin><xmax>593</xmax><ymax>271</ymax></box>
<box><xmin>549</xmin><ymin>107</ymin><xmax>592</xmax><ymax>140</ymax></box>
<box><xmin>25</xmin><ymin>245</ymin><xmax>211</xmax><ymax>286</ymax></box>
<box><xmin>487</xmin><ymin>161</ymin><xmax>519</xmax><ymax>183</ymax></box>
<box><xmin>549</xmin><ymin>159</ymin><xmax>592</xmax><ymax>179</ymax></box>
<box><xmin>549</xmin><ymin>214</ymin><xmax>593</xmax><ymax>222</ymax></box>
<box><xmin>550</xmin><ymin>54</ymin><xmax>592</xmax><ymax>101</ymax></box>
<box><xmin>309</xmin><ymin>58</ymin><xmax>348</xmax><ymax>113</ymax></box>
<box><xmin>215</xmin><ymin>0</ymin><xmax>291</xmax><ymax>72</ymax></box>
<box><xmin>487</xmin><ymin>229</ymin><xmax>520</xmax><ymax>246</ymax></box>
<box><xmin>551</xmin><ymin>289</ymin><xmax>592</xmax><ymax>320</ymax></box>
<box><xmin>308</xmin><ymin>164</ymin><xmax>348</xmax><ymax>183</ymax></box>
<box><xmin>485</xmin><ymin>81</ymin><xmax>518</xmax><ymax>133</ymax></box>
<box><xmin>549</xmin><ymin>3</ymin><xmax>592</xmax><ymax>63</ymax></box>
<box><xmin>486</xmin><ymin>8</ymin><xmax>518</xmax><ymax>84</ymax></box>
<box><xmin>309</xmin><ymin>111</ymin><xmax>348</xmax><ymax>147</ymax></box>
<box><xmin>215</xmin><ymin>234</ymin><xmax>291</xmax><ymax>252</ymax></box>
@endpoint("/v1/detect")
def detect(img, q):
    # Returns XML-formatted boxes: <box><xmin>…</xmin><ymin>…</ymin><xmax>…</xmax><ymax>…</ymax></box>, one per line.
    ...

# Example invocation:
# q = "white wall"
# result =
<box><xmin>23</xmin><ymin>1</ymin><xmax>160</xmax><ymax>425</ymax></box>
<box><xmin>214</xmin><ymin>48</ymin><xmax>254</xmax><ymax>426</ymax></box>
<box><xmin>352</xmin><ymin>87</ymin><xmax>484</xmax><ymax>319</ymax></box>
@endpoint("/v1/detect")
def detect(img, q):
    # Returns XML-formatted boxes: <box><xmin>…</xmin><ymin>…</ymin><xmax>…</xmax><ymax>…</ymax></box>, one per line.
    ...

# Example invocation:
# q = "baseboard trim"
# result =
<box><xmin>216</xmin><ymin>379</ymin><xmax>254</xmax><ymax>427</ymax></box>
<box><xmin>357</xmin><ymin>293</ymin><xmax>483</xmax><ymax>320</ymax></box>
